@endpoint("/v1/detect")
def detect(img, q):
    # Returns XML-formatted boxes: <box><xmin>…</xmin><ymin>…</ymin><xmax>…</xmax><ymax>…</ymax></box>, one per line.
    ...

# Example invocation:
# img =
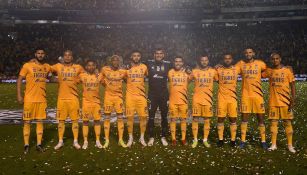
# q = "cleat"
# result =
<box><xmin>172</xmin><ymin>140</ymin><xmax>177</xmax><ymax>146</ymax></box>
<box><xmin>103</xmin><ymin>140</ymin><xmax>109</xmax><ymax>149</ymax></box>
<box><xmin>239</xmin><ymin>141</ymin><xmax>246</xmax><ymax>149</ymax></box>
<box><xmin>118</xmin><ymin>139</ymin><xmax>127</xmax><ymax>148</ymax></box>
<box><xmin>147</xmin><ymin>138</ymin><xmax>154</xmax><ymax>146</ymax></box>
<box><xmin>24</xmin><ymin>145</ymin><xmax>29</xmax><ymax>154</ymax></box>
<box><xmin>161</xmin><ymin>137</ymin><xmax>168</xmax><ymax>146</ymax></box>
<box><xmin>288</xmin><ymin>145</ymin><xmax>296</xmax><ymax>153</ymax></box>
<box><xmin>268</xmin><ymin>144</ymin><xmax>277</xmax><ymax>151</ymax></box>
<box><xmin>139</xmin><ymin>138</ymin><xmax>147</xmax><ymax>147</ymax></box>
<box><xmin>217</xmin><ymin>140</ymin><xmax>224</xmax><ymax>147</ymax></box>
<box><xmin>127</xmin><ymin>137</ymin><xmax>133</xmax><ymax>147</ymax></box>
<box><xmin>82</xmin><ymin>141</ymin><xmax>88</xmax><ymax>150</ymax></box>
<box><xmin>191</xmin><ymin>140</ymin><xmax>198</xmax><ymax>148</ymax></box>
<box><xmin>54</xmin><ymin>141</ymin><xmax>64</xmax><ymax>150</ymax></box>
<box><xmin>203</xmin><ymin>141</ymin><xmax>211</xmax><ymax>148</ymax></box>
<box><xmin>95</xmin><ymin>141</ymin><xmax>103</xmax><ymax>149</ymax></box>
<box><xmin>261</xmin><ymin>142</ymin><xmax>268</xmax><ymax>150</ymax></box>
<box><xmin>73</xmin><ymin>141</ymin><xmax>81</xmax><ymax>150</ymax></box>
<box><xmin>181</xmin><ymin>140</ymin><xmax>187</xmax><ymax>146</ymax></box>
<box><xmin>36</xmin><ymin>145</ymin><xmax>45</xmax><ymax>152</ymax></box>
<box><xmin>230</xmin><ymin>141</ymin><xmax>236</xmax><ymax>147</ymax></box>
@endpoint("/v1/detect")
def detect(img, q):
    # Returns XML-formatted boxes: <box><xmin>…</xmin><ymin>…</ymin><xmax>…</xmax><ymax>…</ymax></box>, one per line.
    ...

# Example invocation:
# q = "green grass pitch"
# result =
<box><xmin>0</xmin><ymin>82</ymin><xmax>307</xmax><ymax>174</ymax></box>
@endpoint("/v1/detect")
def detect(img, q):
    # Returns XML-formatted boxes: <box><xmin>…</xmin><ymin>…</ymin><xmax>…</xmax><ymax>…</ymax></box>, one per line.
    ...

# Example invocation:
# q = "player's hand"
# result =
<box><xmin>17</xmin><ymin>95</ymin><xmax>24</xmax><ymax>104</ymax></box>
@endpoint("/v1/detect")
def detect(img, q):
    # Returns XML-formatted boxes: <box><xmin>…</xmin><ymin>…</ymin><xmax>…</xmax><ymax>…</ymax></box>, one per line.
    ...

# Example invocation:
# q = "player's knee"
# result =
<box><xmin>217</xmin><ymin>117</ymin><xmax>225</xmax><ymax>123</ymax></box>
<box><xmin>24</xmin><ymin>121</ymin><xmax>31</xmax><ymax>124</ymax></box>
<box><xmin>170</xmin><ymin>118</ymin><xmax>176</xmax><ymax>122</ymax></box>
<box><xmin>94</xmin><ymin>120</ymin><xmax>101</xmax><ymax>125</ymax></box>
<box><xmin>229</xmin><ymin>117</ymin><xmax>237</xmax><ymax>123</ymax></box>
<box><xmin>83</xmin><ymin>121</ymin><xmax>89</xmax><ymax>126</ymax></box>
<box><xmin>180</xmin><ymin>118</ymin><xmax>187</xmax><ymax>122</ymax></box>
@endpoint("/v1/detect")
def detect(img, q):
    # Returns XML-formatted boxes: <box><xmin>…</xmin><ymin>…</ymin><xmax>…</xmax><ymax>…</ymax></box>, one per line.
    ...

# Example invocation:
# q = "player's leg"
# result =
<box><xmin>94</xmin><ymin>120</ymin><xmax>102</xmax><ymax>149</ymax></box>
<box><xmin>281</xmin><ymin>106</ymin><xmax>295</xmax><ymax>153</ymax></box>
<box><xmin>159</xmin><ymin>96</ymin><xmax>169</xmax><ymax>146</ymax></box>
<box><xmin>256</xmin><ymin>113</ymin><xmax>267</xmax><ymax>149</ymax></box>
<box><xmin>138</xmin><ymin>98</ymin><xmax>148</xmax><ymax>146</ymax></box>
<box><xmin>54</xmin><ymin>100</ymin><xmax>66</xmax><ymax>150</ymax></box>
<box><xmin>203</xmin><ymin>105</ymin><xmax>212</xmax><ymax>148</ymax></box>
<box><xmin>217</xmin><ymin>117</ymin><xmax>225</xmax><ymax>147</ymax></box>
<box><xmin>82</xmin><ymin>120</ymin><xmax>89</xmax><ymax>149</ymax></box>
<box><xmin>103</xmin><ymin>114</ymin><xmax>111</xmax><ymax>149</ymax></box>
<box><xmin>229</xmin><ymin>117</ymin><xmax>237</xmax><ymax>147</ymax></box>
<box><xmin>22</xmin><ymin>102</ymin><xmax>32</xmax><ymax>154</ymax></box>
<box><xmin>169</xmin><ymin>104</ymin><xmax>178</xmax><ymax>146</ymax></box>
<box><xmin>191</xmin><ymin>117</ymin><xmax>199</xmax><ymax>148</ymax></box>
<box><xmin>203</xmin><ymin>117</ymin><xmax>211</xmax><ymax>148</ymax></box>
<box><xmin>240</xmin><ymin>113</ymin><xmax>249</xmax><ymax>148</ymax></box>
<box><xmin>268</xmin><ymin>106</ymin><xmax>278</xmax><ymax>151</ymax></box>
<box><xmin>126</xmin><ymin>103</ymin><xmax>135</xmax><ymax>147</ymax></box>
<box><xmin>228</xmin><ymin>102</ymin><xmax>238</xmax><ymax>147</ymax></box>
<box><xmin>180</xmin><ymin>104</ymin><xmax>188</xmax><ymax>145</ymax></box>
<box><xmin>117</xmin><ymin>113</ymin><xmax>127</xmax><ymax>148</ymax></box>
<box><xmin>81</xmin><ymin>107</ymin><xmax>89</xmax><ymax>149</ymax></box>
<box><xmin>147</xmin><ymin>97</ymin><xmax>158</xmax><ymax>146</ymax></box>
<box><xmin>70</xmin><ymin>100</ymin><xmax>81</xmax><ymax>149</ymax></box>
<box><xmin>34</xmin><ymin>102</ymin><xmax>47</xmax><ymax>152</ymax></box>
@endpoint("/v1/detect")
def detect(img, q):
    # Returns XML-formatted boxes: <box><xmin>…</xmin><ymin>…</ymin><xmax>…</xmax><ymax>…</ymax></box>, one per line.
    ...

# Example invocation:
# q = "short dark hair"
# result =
<box><xmin>130</xmin><ymin>50</ymin><xmax>142</xmax><ymax>56</ymax></box>
<box><xmin>270</xmin><ymin>52</ymin><xmax>281</xmax><ymax>58</ymax></box>
<box><xmin>244</xmin><ymin>47</ymin><xmax>254</xmax><ymax>52</ymax></box>
<box><xmin>35</xmin><ymin>47</ymin><xmax>45</xmax><ymax>53</ymax></box>
<box><xmin>174</xmin><ymin>56</ymin><xmax>184</xmax><ymax>62</ymax></box>
<box><xmin>154</xmin><ymin>48</ymin><xmax>164</xmax><ymax>53</ymax></box>
<box><xmin>64</xmin><ymin>49</ymin><xmax>73</xmax><ymax>55</ymax></box>
<box><xmin>86</xmin><ymin>59</ymin><xmax>97</xmax><ymax>65</ymax></box>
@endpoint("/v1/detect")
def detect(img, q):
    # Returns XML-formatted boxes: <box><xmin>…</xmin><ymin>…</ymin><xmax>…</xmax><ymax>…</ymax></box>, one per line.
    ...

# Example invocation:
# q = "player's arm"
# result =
<box><xmin>289</xmin><ymin>69</ymin><xmax>296</xmax><ymax>110</ymax></box>
<box><xmin>17</xmin><ymin>75</ymin><xmax>25</xmax><ymax>104</ymax></box>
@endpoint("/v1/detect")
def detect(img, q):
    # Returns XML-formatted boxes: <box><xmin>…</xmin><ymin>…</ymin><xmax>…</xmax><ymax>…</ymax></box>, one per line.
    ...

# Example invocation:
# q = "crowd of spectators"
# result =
<box><xmin>4</xmin><ymin>0</ymin><xmax>307</xmax><ymax>10</ymax></box>
<box><xmin>0</xmin><ymin>21</ymin><xmax>307</xmax><ymax>79</ymax></box>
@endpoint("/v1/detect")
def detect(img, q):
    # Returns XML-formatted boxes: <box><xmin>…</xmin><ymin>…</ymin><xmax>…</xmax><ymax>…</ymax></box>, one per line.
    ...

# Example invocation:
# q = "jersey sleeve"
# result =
<box><xmin>50</xmin><ymin>64</ymin><xmax>58</xmax><ymax>73</ymax></box>
<box><xmin>288</xmin><ymin>68</ymin><xmax>295</xmax><ymax>82</ymax></box>
<box><xmin>260</xmin><ymin>61</ymin><xmax>267</xmax><ymax>71</ymax></box>
<box><xmin>19</xmin><ymin>63</ymin><xmax>29</xmax><ymax>77</ymax></box>
<box><xmin>213</xmin><ymin>69</ymin><xmax>218</xmax><ymax>81</ymax></box>
<box><xmin>234</xmin><ymin>61</ymin><xmax>242</xmax><ymax>75</ymax></box>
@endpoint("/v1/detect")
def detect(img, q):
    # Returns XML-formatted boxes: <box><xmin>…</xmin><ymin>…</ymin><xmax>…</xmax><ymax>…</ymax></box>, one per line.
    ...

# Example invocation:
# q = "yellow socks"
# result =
<box><xmin>192</xmin><ymin>119</ymin><xmax>198</xmax><ymax>140</ymax></box>
<box><xmin>284</xmin><ymin>120</ymin><xmax>293</xmax><ymax>146</ymax></box>
<box><xmin>58</xmin><ymin>121</ymin><xmax>65</xmax><ymax>141</ymax></box>
<box><xmin>181</xmin><ymin>120</ymin><xmax>187</xmax><ymax>141</ymax></box>
<box><xmin>82</xmin><ymin>122</ymin><xmax>89</xmax><ymax>142</ymax></box>
<box><xmin>36</xmin><ymin>122</ymin><xmax>43</xmax><ymax>145</ymax></box>
<box><xmin>230</xmin><ymin>123</ymin><xmax>237</xmax><ymax>141</ymax></box>
<box><xmin>170</xmin><ymin>120</ymin><xmax>176</xmax><ymax>141</ymax></box>
<box><xmin>104</xmin><ymin>118</ymin><xmax>110</xmax><ymax>141</ymax></box>
<box><xmin>217</xmin><ymin>123</ymin><xmax>224</xmax><ymax>141</ymax></box>
<box><xmin>94</xmin><ymin>122</ymin><xmax>101</xmax><ymax>141</ymax></box>
<box><xmin>72</xmin><ymin>121</ymin><xmax>79</xmax><ymax>141</ymax></box>
<box><xmin>117</xmin><ymin>117</ymin><xmax>124</xmax><ymax>140</ymax></box>
<box><xmin>127</xmin><ymin>116</ymin><xmax>134</xmax><ymax>136</ymax></box>
<box><xmin>203</xmin><ymin>119</ymin><xmax>210</xmax><ymax>141</ymax></box>
<box><xmin>140</xmin><ymin>116</ymin><xmax>147</xmax><ymax>137</ymax></box>
<box><xmin>241</xmin><ymin>122</ymin><xmax>248</xmax><ymax>142</ymax></box>
<box><xmin>23</xmin><ymin>122</ymin><xmax>31</xmax><ymax>145</ymax></box>
<box><xmin>270</xmin><ymin>120</ymin><xmax>278</xmax><ymax>145</ymax></box>
<box><xmin>258</xmin><ymin>124</ymin><xmax>266</xmax><ymax>142</ymax></box>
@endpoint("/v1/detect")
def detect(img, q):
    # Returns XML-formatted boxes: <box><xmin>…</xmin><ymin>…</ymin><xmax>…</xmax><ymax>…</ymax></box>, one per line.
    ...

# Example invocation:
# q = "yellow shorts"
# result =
<box><xmin>241</xmin><ymin>97</ymin><xmax>265</xmax><ymax>114</ymax></box>
<box><xmin>82</xmin><ymin>103</ymin><xmax>101</xmax><ymax>121</ymax></box>
<box><xmin>269</xmin><ymin>106</ymin><xmax>294</xmax><ymax>120</ymax></box>
<box><xmin>126</xmin><ymin>96</ymin><xmax>148</xmax><ymax>117</ymax></box>
<box><xmin>104</xmin><ymin>96</ymin><xmax>123</xmax><ymax>114</ymax></box>
<box><xmin>192</xmin><ymin>103</ymin><xmax>213</xmax><ymax>117</ymax></box>
<box><xmin>169</xmin><ymin>103</ymin><xmax>188</xmax><ymax>118</ymax></box>
<box><xmin>23</xmin><ymin>102</ymin><xmax>47</xmax><ymax>121</ymax></box>
<box><xmin>217</xmin><ymin>101</ymin><xmax>238</xmax><ymax>118</ymax></box>
<box><xmin>56</xmin><ymin>99</ymin><xmax>80</xmax><ymax>121</ymax></box>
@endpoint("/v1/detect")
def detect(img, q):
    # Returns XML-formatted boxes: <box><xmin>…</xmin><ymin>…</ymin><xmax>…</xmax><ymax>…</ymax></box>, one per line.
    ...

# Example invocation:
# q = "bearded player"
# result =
<box><xmin>52</xmin><ymin>50</ymin><xmax>84</xmax><ymax>150</ymax></box>
<box><xmin>79</xmin><ymin>60</ymin><xmax>103</xmax><ymax>149</ymax></box>
<box><xmin>190</xmin><ymin>55</ymin><xmax>217</xmax><ymax>148</ymax></box>
<box><xmin>101</xmin><ymin>55</ymin><xmax>127</xmax><ymax>148</ymax></box>
<box><xmin>262</xmin><ymin>53</ymin><xmax>296</xmax><ymax>153</ymax></box>
<box><xmin>236</xmin><ymin>48</ymin><xmax>268</xmax><ymax>149</ymax></box>
<box><xmin>125</xmin><ymin>51</ymin><xmax>148</xmax><ymax>147</ymax></box>
<box><xmin>216</xmin><ymin>54</ymin><xmax>240</xmax><ymax>147</ymax></box>
<box><xmin>168</xmin><ymin>56</ymin><xmax>189</xmax><ymax>146</ymax></box>
<box><xmin>17</xmin><ymin>48</ymin><xmax>51</xmax><ymax>154</ymax></box>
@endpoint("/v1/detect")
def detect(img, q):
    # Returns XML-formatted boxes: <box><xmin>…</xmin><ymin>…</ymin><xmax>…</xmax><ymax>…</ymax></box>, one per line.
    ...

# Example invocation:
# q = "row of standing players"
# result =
<box><xmin>17</xmin><ymin>48</ymin><xmax>296</xmax><ymax>154</ymax></box>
